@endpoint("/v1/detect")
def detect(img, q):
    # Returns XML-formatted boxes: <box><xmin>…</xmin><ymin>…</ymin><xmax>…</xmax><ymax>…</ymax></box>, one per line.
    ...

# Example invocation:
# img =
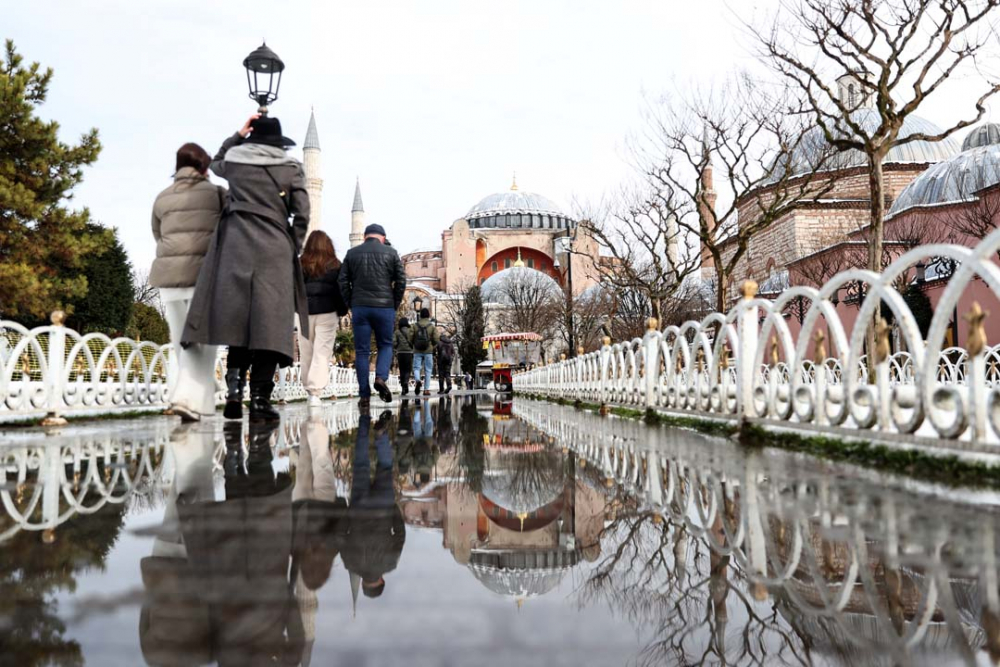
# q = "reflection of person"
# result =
<box><xmin>182</xmin><ymin>115</ymin><xmax>310</xmax><ymax>422</ymax></box>
<box><xmin>340</xmin><ymin>412</ymin><xmax>405</xmax><ymax>603</ymax></box>
<box><xmin>139</xmin><ymin>420</ymin><xmax>304</xmax><ymax>666</ymax></box>
<box><xmin>151</xmin><ymin>143</ymin><xmax>224</xmax><ymax>422</ymax></box>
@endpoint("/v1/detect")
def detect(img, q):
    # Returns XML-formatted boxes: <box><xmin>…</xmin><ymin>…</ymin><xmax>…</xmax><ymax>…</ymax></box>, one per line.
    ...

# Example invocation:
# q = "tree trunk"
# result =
<box><xmin>715</xmin><ymin>272</ymin><xmax>729</xmax><ymax>315</ymax></box>
<box><xmin>866</xmin><ymin>155</ymin><xmax>886</xmax><ymax>273</ymax></box>
<box><xmin>865</xmin><ymin>153</ymin><xmax>887</xmax><ymax>379</ymax></box>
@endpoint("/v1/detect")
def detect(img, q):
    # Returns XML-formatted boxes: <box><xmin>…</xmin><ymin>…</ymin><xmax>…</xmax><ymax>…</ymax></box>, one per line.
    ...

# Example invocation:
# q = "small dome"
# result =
<box><xmin>962</xmin><ymin>122</ymin><xmax>1000</xmax><ymax>151</ymax></box>
<box><xmin>888</xmin><ymin>143</ymin><xmax>1000</xmax><ymax>215</ymax></box>
<box><xmin>780</xmin><ymin>109</ymin><xmax>959</xmax><ymax>178</ymax></box>
<box><xmin>480</xmin><ymin>267</ymin><xmax>562</xmax><ymax>305</ymax></box>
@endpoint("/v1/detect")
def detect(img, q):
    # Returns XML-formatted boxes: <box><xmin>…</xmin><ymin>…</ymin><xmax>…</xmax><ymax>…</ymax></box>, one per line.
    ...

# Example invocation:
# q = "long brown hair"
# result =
<box><xmin>301</xmin><ymin>230</ymin><xmax>341</xmax><ymax>278</ymax></box>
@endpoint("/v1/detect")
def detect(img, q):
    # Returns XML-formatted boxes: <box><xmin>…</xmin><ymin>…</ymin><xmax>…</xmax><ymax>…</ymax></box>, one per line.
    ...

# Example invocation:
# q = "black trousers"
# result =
<box><xmin>397</xmin><ymin>353</ymin><xmax>413</xmax><ymax>392</ymax></box>
<box><xmin>438</xmin><ymin>357</ymin><xmax>453</xmax><ymax>391</ymax></box>
<box><xmin>227</xmin><ymin>347</ymin><xmax>281</xmax><ymax>397</ymax></box>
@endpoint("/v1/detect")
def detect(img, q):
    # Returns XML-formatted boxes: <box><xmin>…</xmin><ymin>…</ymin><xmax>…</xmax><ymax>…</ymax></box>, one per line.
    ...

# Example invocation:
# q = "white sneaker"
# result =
<box><xmin>308</xmin><ymin>396</ymin><xmax>322</xmax><ymax>408</ymax></box>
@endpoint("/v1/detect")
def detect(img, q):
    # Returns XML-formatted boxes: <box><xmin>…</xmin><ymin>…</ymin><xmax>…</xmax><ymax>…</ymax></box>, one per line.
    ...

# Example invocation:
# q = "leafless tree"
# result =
<box><xmin>131</xmin><ymin>269</ymin><xmax>163</xmax><ymax>316</ymax></box>
<box><xmin>487</xmin><ymin>270</ymin><xmax>562</xmax><ymax>343</ymax></box>
<box><xmin>944</xmin><ymin>190</ymin><xmax>1000</xmax><ymax>257</ymax></box>
<box><xmin>637</xmin><ymin>74</ymin><xmax>840</xmax><ymax>313</ymax></box>
<box><xmin>751</xmin><ymin>0</ymin><xmax>1000</xmax><ymax>276</ymax></box>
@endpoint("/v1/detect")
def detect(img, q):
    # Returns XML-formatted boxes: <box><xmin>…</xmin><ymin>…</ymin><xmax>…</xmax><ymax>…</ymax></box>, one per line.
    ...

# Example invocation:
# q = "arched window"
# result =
<box><xmin>491</xmin><ymin>260</ymin><xmax>498</xmax><ymax>273</ymax></box>
<box><xmin>504</xmin><ymin>258</ymin><xmax>512</xmax><ymax>269</ymax></box>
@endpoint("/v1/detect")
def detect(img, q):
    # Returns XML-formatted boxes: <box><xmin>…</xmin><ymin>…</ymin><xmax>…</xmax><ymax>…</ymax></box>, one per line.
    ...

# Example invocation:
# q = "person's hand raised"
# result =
<box><xmin>238</xmin><ymin>114</ymin><xmax>261</xmax><ymax>138</ymax></box>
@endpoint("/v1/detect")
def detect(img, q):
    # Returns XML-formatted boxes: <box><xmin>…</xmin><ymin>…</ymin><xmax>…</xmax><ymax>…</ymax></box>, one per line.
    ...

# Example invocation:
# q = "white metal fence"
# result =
<box><xmin>517</xmin><ymin>228</ymin><xmax>1000</xmax><ymax>452</ymax></box>
<box><xmin>0</xmin><ymin>314</ymin><xmax>397</xmax><ymax>423</ymax></box>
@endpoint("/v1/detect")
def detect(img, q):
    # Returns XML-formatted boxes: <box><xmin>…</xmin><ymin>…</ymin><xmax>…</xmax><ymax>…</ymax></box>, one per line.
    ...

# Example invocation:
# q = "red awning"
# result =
<box><xmin>481</xmin><ymin>332</ymin><xmax>543</xmax><ymax>342</ymax></box>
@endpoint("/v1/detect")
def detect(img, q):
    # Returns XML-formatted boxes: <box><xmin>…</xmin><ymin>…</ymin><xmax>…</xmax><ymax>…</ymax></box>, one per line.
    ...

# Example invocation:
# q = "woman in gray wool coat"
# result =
<box><xmin>182</xmin><ymin>115</ymin><xmax>310</xmax><ymax>422</ymax></box>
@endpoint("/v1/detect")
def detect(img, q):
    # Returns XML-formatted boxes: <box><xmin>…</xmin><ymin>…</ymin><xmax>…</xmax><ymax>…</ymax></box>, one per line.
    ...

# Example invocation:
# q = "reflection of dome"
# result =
<box><xmin>889</xmin><ymin>143</ymin><xmax>1000</xmax><ymax>215</ymax></box>
<box><xmin>464</xmin><ymin>189</ymin><xmax>575</xmax><ymax>230</ymax></box>
<box><xmin>468</xmin><ymin>549</ymin><xmax>579</xmax><ymax>599</ymax></box>
<box><xmin>480</xmin><ymin>267</ymin><xmax>562</xmax><ymax>305</ymax></box>
<box><xmin>780</xmin><ymin>109</ymin><xmax>958</xmax><ymax>178</ymax></box>
<box><xmin>962</xmin><ymin>122</ymin><xmax>1000</xmax><ymax>151</ymax></box>
<box><xmin>480</xmin><ymin>452</ymin><xmax>565</xmax><ymax>516</ymax></box>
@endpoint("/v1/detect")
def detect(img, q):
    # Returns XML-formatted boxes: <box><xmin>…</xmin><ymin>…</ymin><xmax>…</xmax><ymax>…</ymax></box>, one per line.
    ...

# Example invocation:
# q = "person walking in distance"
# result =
<box><xmin>338</xmin><ymin>224</ymin><xmax>406</xmax><ymax>408</ymax></box>
<box><xmin>150</xmin><ymin>143</ymin><xmax>225</xmax><ymax>422</ymax></box>
<box><xmin>299</xmin><ymin>231</ymin><xmax>348</xmax><ymax>409</ymax></box>
<box><xmin>394</xmin><ymin>318</ymin><xmax>414</xmax><ymax>396</ymax></box>
<box><xmin>182</xmin><ymin>114</ymin><xmax>310</xmax><ymax>422</ymax></box>
<box><xmin>436</xmin><ymin>331</ymin><xmax>455</xmax><ymax>395</ymax></box>
<box><xmin>409</xmin><ymin>308</ymin><xmax>439</xmax><ymax>398</ymax></box>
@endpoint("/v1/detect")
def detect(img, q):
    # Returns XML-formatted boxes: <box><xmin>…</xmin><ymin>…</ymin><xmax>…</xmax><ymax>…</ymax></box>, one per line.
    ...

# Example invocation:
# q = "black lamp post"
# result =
<box><xmin>243</xmin><ymin>43</ymin><xmax>284</xmax><ymax>115</ymax></box>
<box><xmin>413</xmin><ymin>295</ymin><xmax>423</xmax><ymax>317</ymax></box>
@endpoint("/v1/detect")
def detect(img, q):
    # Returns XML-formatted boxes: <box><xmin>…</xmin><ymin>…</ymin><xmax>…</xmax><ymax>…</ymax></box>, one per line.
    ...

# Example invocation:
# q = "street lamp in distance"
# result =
<box><xmin>412</xmin><ymin>295</ymin><xmax>424</xmax><ymax>317</ymax></box>
<box><xmin>243</xmin><ymin>42</ymin><xmax>284</xmax><ymax>115</ymax></box>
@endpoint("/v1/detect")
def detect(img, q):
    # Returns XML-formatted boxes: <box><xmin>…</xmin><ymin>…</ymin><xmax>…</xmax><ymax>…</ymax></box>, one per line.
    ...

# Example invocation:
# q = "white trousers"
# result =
<box><xmin>162</xmin><ymin>287</ymin><xmax>218</xmax><ymax>415</ymax></box>
<box><xmin>297</xmin><ymin>312</ymin><xmax>339</xmax><ymax>396</ymax></box>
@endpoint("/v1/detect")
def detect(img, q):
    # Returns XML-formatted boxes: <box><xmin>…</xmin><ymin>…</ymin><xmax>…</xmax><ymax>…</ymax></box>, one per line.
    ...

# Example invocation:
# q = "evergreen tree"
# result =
<box><xmin>458</xmin><ymin>285</ymin><xmax>488</xmax><ymax>375</ymax></box>
<box><xmin>0</xmin><ymin>39</ymin><xmax>107</xmax><ymax>322</ymax></box>
<box><xmin>69</xmin><ymin>225</ymin><xmax>133</xmax><ymax>335</ymax></box>
<box><xmin>128</xmin><ymin>303</ymin><xmax>169</xmax><ymax>345</ymax></box>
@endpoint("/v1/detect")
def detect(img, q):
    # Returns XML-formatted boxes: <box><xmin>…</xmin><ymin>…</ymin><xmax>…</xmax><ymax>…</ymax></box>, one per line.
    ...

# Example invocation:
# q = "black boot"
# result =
<box><xmin>249</xmin><ymin>388</ymin><xmax>280</xmax><ymax>422</ymax></box>
<box><xmin>223</xmin><ymin>367</ymin><xmax>247</xmax><ymax>420</ymax></box>
<box><xmin>247</xmin><ymin>354</ymin><xmax>280</xmax><ymax>422</ymax></box>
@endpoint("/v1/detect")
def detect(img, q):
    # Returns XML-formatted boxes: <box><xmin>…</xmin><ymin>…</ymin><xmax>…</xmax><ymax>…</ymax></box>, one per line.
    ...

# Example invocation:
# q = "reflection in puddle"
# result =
<box><xmin>2</xmin><ymin>397</ymin><xmax>1000</xmax><ymax>665</ymax></box>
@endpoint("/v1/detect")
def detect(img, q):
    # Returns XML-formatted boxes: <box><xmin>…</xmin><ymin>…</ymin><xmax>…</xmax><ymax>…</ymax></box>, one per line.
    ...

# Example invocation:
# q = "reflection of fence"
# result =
<box><xmin>0</xmin><ymin>316</ymin><xmax>398</xmax><ymax>422</ymax></box>
<box><xmin>0</xmin><ymin>401</ymin><xmax>365</xmax><ymax>541</ymax></box>
<box><xmin>518</xmin><ymin>230</ymin><xmax>1000</xmax><ymax>450</ymax></box>
<box><xmin>515</xmin><ymin>400</ymin><xmax>1000</xmax><ymax>663</ymax></box>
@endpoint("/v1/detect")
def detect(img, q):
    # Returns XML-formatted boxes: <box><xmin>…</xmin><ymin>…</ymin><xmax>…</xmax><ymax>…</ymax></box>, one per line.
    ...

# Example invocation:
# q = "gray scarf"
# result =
<box><xmin>224</xmin><ymin>142</ymin><xmax>299</xmax><ymax>166</ymax></box>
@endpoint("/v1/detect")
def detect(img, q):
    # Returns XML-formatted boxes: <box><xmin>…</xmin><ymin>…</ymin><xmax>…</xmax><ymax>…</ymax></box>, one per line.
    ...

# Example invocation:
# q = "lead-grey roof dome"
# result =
<box><xmin>780</xmin><ymin>109</ymin><xmax>958</xmax><ymax>178</ymax></box>
<box><xmin>962</xmin><ymin>122</ymin><xmax>1000</xmax><ymax>151</ymax></box>
<box><xmin>480</xmin><ymin>267</ymin><xmax>562</xmax><ymax>305</ymax></box>
<box><xmin>466</xmin><ymin>190</ymin><xmax>566</xmax><ymax>219</ymax></box>
<box><xmin>889</xmin><ymin>142</ymin><xmax>1000</xmax><ymax>216</ymax></box>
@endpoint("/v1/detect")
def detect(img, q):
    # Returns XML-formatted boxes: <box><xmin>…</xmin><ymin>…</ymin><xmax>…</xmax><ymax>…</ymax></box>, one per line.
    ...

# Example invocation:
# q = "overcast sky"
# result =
<box><xmin>6</xmin><ymin>0</ymin><xmax>997</xmax><ymax>274</ymax></box>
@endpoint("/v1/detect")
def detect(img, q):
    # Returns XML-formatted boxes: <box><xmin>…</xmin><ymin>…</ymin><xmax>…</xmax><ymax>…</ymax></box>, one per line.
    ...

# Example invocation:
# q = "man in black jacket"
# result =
<box><xmin>338</xmin><ymin>224</ymin><xmax>406</xmax><ymax>406</ymax></box>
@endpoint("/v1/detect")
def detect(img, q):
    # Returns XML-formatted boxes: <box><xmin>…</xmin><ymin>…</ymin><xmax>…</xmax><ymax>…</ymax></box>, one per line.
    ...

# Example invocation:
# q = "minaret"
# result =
<box><xmin>303</xmin><ymin>109</ymin><xmax>323</xmax><ymax>238</ymax></box>
<box><xmin>350</xmin><ymin>179</ymin><xmax>365</xmax><ymax>248</ymax></box>
<box><xmin>698</xmin><ymin>135</ymin><xmax>718</xmax><ymax>278</ymax></box>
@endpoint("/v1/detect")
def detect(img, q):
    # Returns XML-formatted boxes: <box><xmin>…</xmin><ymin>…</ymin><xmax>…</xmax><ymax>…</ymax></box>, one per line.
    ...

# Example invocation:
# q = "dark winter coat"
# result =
<box><xmin>337</xmin><ymin>237</ymin><xmax>406</xmax><ymax>310</ymax></box>
<box><xmin>305</xmin><ymin>267</ymin><xmax>348</xmax><ymax>316</ymax></box>
<box><xmin>394</xmin><ymin>324</ymin><xmax>414</xmax><ymax>355</ymax></box>
<box><xmin>437</xmin><ymin>334</ymin><xmax>455</xmax><ymax>363</ymax></box>
<box><xmin>150</xmin><ymin>167</ymin><xmax>226</xmax><ymax>288</ymax></box>
<box><xmin>181</xmin><ymin>133</ymin><xmax>310</xmax><ymax>366</ymax></box>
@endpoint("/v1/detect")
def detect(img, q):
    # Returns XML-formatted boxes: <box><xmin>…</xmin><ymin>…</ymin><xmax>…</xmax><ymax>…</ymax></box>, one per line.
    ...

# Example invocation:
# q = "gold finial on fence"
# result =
<box><xmin>602</xmin><ymin>336</ymin><xmax>612</xmax><ymax>347</ymax></box>
<box><xmin>874</xmin><ymin>317</ymin><xmax>891</xmax><ymax>364</ymax></box>
<box><xmin>50</xmin><ymin>310</ymin><xmax>66</xmax><ymax>326</ymax></box>
<box><xmin>696</xmin><ymin>347</ymin><xmax>705</xmax><ymax>373</ymax></box>
<box><xmin>577</xmin><ymin>346</ymin><xmax>585</xmax><ymax>356</ymax></box>
<box><xmin>814</xmin><ymin>330</ymin><xmax>827</xmax><ymax>361</ymax></box>
<box><xmin>741</xmin><ymin>280</ymin><xmax>758</xmax><ymax>300</ymax></box>
<box><xmin>560</xmin><ymin>353</ymin><xmax>567</xmax><ymax>361</ymax></box>
<box><xmin>647</xmin><ymin>317</ymin><xmax>659</xmax><ymax>331</ymax></box>
<box><xmin>770</xmin><ymin>335</ymin><xmax>780</xmax><ymax>367</ymax></box>
<box><xmin>965</xmin><ymin>301</ymin><xmax>989</xmax><ymax>357</ymax></box>
<box><xmin>720</xmin><ymin>346</ymin><xmax>730</xmax><ymax>369</ymax></box>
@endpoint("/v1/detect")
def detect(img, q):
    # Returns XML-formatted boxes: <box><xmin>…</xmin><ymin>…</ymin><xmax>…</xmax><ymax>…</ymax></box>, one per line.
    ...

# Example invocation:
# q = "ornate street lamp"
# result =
<box><xmin>243</xmin><ymin>42</ymin><xmax>284</xmax><ymax>115</ymax></box>
<box><xmin>412</xmin><ymin>295</ymin><xmax>423</xmax><ymax>314</ymax></box>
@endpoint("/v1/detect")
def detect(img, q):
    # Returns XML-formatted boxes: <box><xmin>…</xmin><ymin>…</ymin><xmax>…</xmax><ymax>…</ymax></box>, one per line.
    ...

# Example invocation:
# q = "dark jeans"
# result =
<box><xmin>351</xmin><ymin>306</ymin><xmax>395</xmax><ymax>397</ymax></box>
<box><xmin>227</xmin><ymin>347</ymin><xmax>280</xmax><ymax>398</ymax></box>
<box><xmin>438</xmin><ymin>357</ymin><xmax>453</xmax><ymax>392</ymax></box>
<box><xmin>397</xmin><ymin>353</ymin><xmax>413</xmax><ymax>393</ymax></box>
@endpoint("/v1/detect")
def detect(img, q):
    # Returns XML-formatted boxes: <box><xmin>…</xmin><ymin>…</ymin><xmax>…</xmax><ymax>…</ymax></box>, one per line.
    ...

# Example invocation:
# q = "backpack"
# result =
<box><xmin>413</xmin><ymin>322</ymin><xmax>432</xmax><ymax>352</ymax></box>
<box><xmin>439</xmin><ymin>338</ymin><xmax>455</xmax><ymax>361</ymax></box>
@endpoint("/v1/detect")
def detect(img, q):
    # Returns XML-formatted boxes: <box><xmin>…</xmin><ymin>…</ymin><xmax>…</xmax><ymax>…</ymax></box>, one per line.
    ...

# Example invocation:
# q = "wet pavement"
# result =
<box><xmin>3</xmin><ymin>395</ymin><xmax>1000</xmax><ymax>666</ymax></box>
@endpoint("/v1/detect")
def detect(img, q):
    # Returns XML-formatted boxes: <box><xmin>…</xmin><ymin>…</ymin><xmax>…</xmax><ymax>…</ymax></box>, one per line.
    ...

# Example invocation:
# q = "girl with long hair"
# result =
<box><xmin>299</xmin><ymin>230</ymin><xmax>348</xmax><ymax>407</ymax></box>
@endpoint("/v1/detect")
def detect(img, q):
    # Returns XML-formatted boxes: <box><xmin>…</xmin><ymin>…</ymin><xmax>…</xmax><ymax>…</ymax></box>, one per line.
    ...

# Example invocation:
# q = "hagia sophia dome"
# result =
<box><xmin>889</xmin><ymin>121</ymin><xmax>1000</xmax><ymax>216</ymax></box>
<box><xmin>463</xmin><ymin>182</ymin><xmax>576</xmax><ymax>230</ymax></box>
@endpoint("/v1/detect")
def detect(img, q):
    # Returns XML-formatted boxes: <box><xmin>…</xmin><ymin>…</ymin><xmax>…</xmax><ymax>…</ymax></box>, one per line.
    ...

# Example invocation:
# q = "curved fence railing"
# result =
<box><xmin>517</xmin><ymin>228</ymin><xmax>1000</xmax><ymax>452</ymax></box>
<box><xmin>0</xmin><ymin>315</ymin><xmax>397</xmax><ymax>422</ymax></box>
